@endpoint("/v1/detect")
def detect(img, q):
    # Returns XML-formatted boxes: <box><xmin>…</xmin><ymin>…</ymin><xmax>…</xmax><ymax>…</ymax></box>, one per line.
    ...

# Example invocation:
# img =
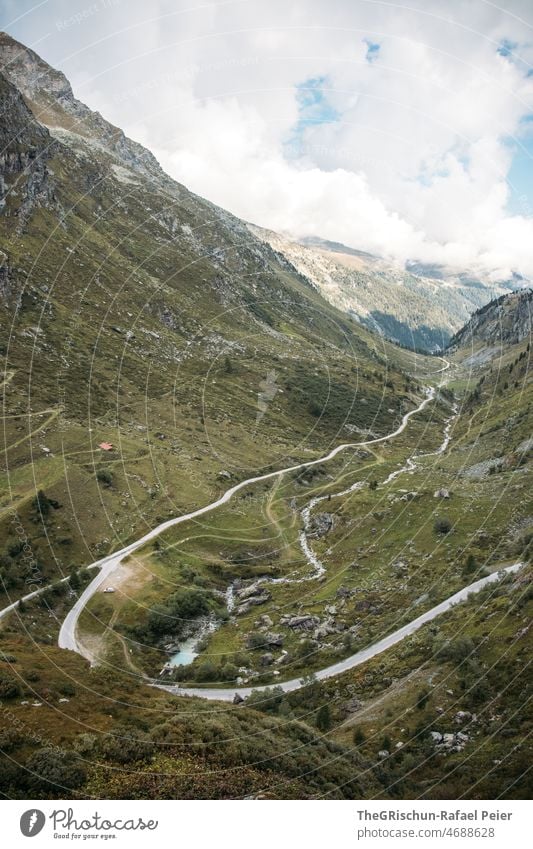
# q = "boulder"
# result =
<box><xmin>236</xmin><ymin>583</ymin><xmax>271</xmax><ymax>602</ymax></box>
<box><xmin>281</xmin><ymin>614</ymin><xmax>320</xmax><ymax>630</ymax></box>
<box><xmin>313</xmin><ymin>618</ymin><xmax>337</xmax><ymax>640</ymax></box>
<box><xmin>344</xmin><ymin>697</ymin><xmax>363</xmax><ymax>714</ymax></box>
<box><xmin>260</xmin><ymin>653</ymin><xmax>274</xmax><ymax>667</ymax></box>
<box><xmin>308</xmin><ymin>512</ymin><xmax>334</xmax><ymax>538</ymax></box>
<box><xmin>233</xmin><ymin>693</ymin><xmax>244</xmax><ymax>704</ymax></box>
<box><xmin>264</xmin><ymin>632</ymin><xmax>284</xmax><ymax>647</ymax></box>
<box><xmin>454</xmin><ymin>711</ymin><xmax>472</xmax><ymax>725</ymax></box>
<box><xmin>255</xmin><ymin>613</ymin><xmax>273</xmax><ymax>628</ymax></box>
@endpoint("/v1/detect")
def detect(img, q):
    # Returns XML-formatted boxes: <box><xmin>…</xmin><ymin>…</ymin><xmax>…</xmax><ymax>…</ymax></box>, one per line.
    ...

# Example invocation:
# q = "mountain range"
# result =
<box><xmin>0</xmin><ymin>32</ymin><xmax>531</xmax><ymax>802</ymax></box>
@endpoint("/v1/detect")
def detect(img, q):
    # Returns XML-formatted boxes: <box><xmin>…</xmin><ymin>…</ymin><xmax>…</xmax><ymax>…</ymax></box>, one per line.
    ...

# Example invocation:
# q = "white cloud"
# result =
<box><xmin>8</xmin><ymin>0</ymin><xmax>533</xmax><ymax>278</ymax></box>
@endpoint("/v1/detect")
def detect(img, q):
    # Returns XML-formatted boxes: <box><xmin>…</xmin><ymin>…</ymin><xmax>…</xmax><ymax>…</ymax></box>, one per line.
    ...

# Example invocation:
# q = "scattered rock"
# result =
<box><xmin>280</xmin><ymin>614</ymin><xmax>320</xmax><ymax>631</ymax></box>
<box><xmin>255</xmin><ymin>613</ymin><xmax>273</xmax><ymax>629</ymax></box>
<box><xmin>454</xmin><ymin>711</ymin><xmax>472</xmax><ymax>725</ymax></box>
<box><xmin>344</xmin><ymin>697</ymin><xmax>363</xmax><ymax>714</ymax></box>
<box><xmin>308</xmin><ymin>512</ymin><xmax>334</xmax><ymax>538</ymax></box>
<box><xmin>263</xmin><ymin>632</ymin><xmax>284</xmax><ymax>648</ymax></box>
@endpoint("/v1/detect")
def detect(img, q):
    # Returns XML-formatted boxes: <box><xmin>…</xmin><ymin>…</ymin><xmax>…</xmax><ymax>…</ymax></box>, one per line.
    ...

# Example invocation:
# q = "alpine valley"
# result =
<box><xmin>0</xmin><ymin>33</ymin><xmax>531</xmax><ymax>801</ymax></box>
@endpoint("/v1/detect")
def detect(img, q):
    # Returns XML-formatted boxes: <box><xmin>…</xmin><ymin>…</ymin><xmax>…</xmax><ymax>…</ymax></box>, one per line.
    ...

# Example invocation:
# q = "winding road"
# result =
<box><xmin>5</xmin><ymin>356</ymin><xmax>501</xmax><ymax>706</ymax></box>
<box><xmin>57</xmin><ymin>383</ymin><xmax>440</xmax><ymax>659</ymax></box>
<box><xmin>163</xmin><ymin>561</ymin><xmax>523</xmax><ymax>701</ymax></box>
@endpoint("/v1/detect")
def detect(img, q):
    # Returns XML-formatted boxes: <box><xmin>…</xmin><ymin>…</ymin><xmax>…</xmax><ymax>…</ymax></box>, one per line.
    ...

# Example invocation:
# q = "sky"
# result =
<box><xmin>1</xmin><ymin>0</ymin><xmax>533</xmax><ymax>280</ymax></box>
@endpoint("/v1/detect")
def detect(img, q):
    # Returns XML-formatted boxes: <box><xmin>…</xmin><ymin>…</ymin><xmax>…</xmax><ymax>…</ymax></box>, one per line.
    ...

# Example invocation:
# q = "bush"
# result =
<box><xmin>193</xmin><ymin>661</ymin><xmax>218</xmax><ymax>682</ymax></box>
<box><xmin>353</xmin><ymin>728</ymin><xmax>366</xmax><ymax>746</ymax></box>
<box><xmin>463</xmin><ymin>553</ymin><xmax>477</xmax><ymax>575</ymax></box>
<box><xmin>246</xmin><ymin>632</ymin><xmax>268</xmax><ymax>650</ymax></box>
<box><xmin>100</xmin><ymin>727</ymin><xmax>152</xmax><ymax>764</ymax></box>
<box><xmin>96</xmin><ymin>469</ymin><xmax>113</xmax><ymax>487</ymax></box>
<box><xmin>58</xmin><ymin>680</ymin><xmax>76</xmax><ymax>697</ymax></box>
<box><xmin>316</xmin><ymin>704</ymin><xmax>332</xmax><ymax>732</ymax></box>
<box><xmin>69</xmin><ymin>569</ymin><xmax>81</xmax><ymax>590</ymax></box>
<box><xmin>245</xmin><ymin>686</ymin><xmax>285</xmax><ymax>715</ymax></box>
<box><xmin>32</xmin><ymin>489</ymin><xmax>51</xmax><ymax>518</ymax></box>
<box><xmin>220</xmin><ymin>663</ymin><xmax>238</xmax><ymax>681</ymax></box>
<box><xmin>416</xmin><ymin>688</ymin><xmax>430</xmax><ymax>710</ymax></box>
<box><xmin>434</xmin><ymin>516</ymin><xmax>452</xmax><ymax>535</ymax></box>
<box><xmin>147</xmin><ymin>588</ymin><xmax>212</xmax><ymax>637</ymax></box>
<box><xmin>26</xmin><ymin>748</ymin><xmax>87</xmax><ymax>792</ymax></box>
<box><xmin>436</xmin><ymin>637</ymin><xmax>475</xmax><ymax>664</ymax></box>
<box><xmin>0</xmin><ymin>670</ymin><xmax>21</xmax><ymax>699</ymax></box>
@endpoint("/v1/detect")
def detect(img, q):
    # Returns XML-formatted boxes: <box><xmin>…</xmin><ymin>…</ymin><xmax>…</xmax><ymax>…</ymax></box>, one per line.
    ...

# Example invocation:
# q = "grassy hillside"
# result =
<box><xmin>0</xmin><ymin>33</ymin><xmax>530</xmax><ymax>801</ymax></box>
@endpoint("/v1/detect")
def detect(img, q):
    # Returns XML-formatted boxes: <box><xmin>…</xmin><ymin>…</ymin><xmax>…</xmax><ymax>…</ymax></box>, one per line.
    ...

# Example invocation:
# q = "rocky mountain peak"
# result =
<box><xmin>0</xmin><ymin>31</ymin><xmax>168</xmax><ymax>189</ymax></box>
<box><xmin>0</xmin><ymin>31</ymin><xmax>73</xmax><ymax>101</ymax></box>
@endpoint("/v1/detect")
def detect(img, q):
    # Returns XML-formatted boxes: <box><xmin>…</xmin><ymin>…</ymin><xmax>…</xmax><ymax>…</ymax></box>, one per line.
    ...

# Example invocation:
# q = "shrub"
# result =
<box><xmin>245</xmin><ymin>686</ymin><xmax>285</xmax><ymax>715</ymax></box>
<box><xmin>463</xmin><ymin>553</ymin><xmax>477</xmax><ymax>575</ymax></box>
<box><xmin>0</xmin><ymin>671</ymin><xmax>21</xmax><ymax>699</ymax></box>
<box><xmin>246</xmin><ymin>632</ymin><xmax>267</xmax><ymax>650</ymax></box>
<box><xmin>100</xmin><ymin>727</ymin><xmax>152</xmax><ymax>764</ymax></box>
<box><xmin>26</xmin><ymin>748</ymin><xmax>87</xmax><ymax>792</ymax></box>
<box><xmin>193</xmin><ymin>661</ymin><xmax>219</xmax><ymax>682</ymax></box>
<box><xmin>353</xmin><ymin>728</ymin><xmax>366</xmax><ymax>746</ymax></box>
<box><xmin>434</xmin><ymin>516</ymin><xmax>452</xmax><ymax>535</ymax></box>
<box><xmin>69</xmin><ymin>569</ymin><xmax>81</xmax><ymax>589</ymax></box>
<box><xmin>220</xmin><ymin>663</ymin><xmax>238</xmax><ymax>681</ymax></box>
<box><xmin>316</xmin><ymin>704</ymin><xmax>332</xmax><ymax>732</ymax></box>
<box><xmin>96</xmin><ymin>469</ymin><xmax>113</xmax><ymax>487</ymax></box>
<box><xmin>416</xmin><ymin>688</ymin><xmax>430</xmax><ymax>710</ymax></box>
<box><xmin>436</xmin><ymin>637</ymin><xmax>475</xmax><ymax>664</ymax></box>
<box><xmin>32</xmin><ymin>489</ymin><xmax>51</xmax><ymax>518</ymax></box>
<box><xmin>147</xmin><ymin>588</ymin><xmax>212</xmax><ymax>637</ymax></box>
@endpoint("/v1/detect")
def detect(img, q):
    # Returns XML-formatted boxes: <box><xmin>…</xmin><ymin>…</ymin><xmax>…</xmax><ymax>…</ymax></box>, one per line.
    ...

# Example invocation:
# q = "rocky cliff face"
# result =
<box><xmin>0</xmin><ymin>31</ymin><xmax>167</xmax><ymax>189</ymax></box>
<box><xmin>448</xmin><ymin>289</ymin><xmax>532</xmax><ymax>349</ymax></box>
<box><xmin>0</xmin><ymin>71</ymin><xmax>57</xmax><ymax>225</ymax></box>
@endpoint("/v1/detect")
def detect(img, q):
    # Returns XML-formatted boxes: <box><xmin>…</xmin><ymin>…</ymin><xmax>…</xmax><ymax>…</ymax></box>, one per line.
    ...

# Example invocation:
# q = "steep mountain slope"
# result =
<box><xmin>448</xmin><ymin>288</ymin><xmax>532</xmax><ymax>350</ymax></box>
<box><xmin>0</xmin><ymin>33</ymin><xmax>530</xmax><ymax>803</ymax></box>
<box><xmin>0</xmin><ymin>32</ymin><xmax>432</xmax><ymax>608</ymax></box>
<box><xmin>250</xmin><ymin>226</ymin><xmax>519</xmax><ymax>352</ymax></box>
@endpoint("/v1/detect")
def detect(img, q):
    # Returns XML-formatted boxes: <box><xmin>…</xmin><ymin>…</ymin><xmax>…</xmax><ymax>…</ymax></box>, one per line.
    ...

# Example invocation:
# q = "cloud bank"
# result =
<box><xmin>4</xmin><ymin>0</ymin><xmax>533</xmax><ymax>279</ymax></box>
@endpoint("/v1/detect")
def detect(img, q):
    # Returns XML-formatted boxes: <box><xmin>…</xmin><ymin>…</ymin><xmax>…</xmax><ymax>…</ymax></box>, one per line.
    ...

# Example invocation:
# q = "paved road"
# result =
<box><xmin>160</xmin><ymin>562</ymin><xmax>523</xmax><ymax>701</ymax></box>
<box><xmin>57</xmin><ymin>382</ymin><xmax>441</xmax><ymax>659</ymax></box>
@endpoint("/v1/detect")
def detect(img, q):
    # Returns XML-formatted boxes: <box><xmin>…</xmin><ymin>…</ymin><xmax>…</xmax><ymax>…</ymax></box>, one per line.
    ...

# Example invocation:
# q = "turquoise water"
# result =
<box><xmin>169</xmin><ymin>636</ymin><xmax>199</xmax><ymax>667</ymax></box>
